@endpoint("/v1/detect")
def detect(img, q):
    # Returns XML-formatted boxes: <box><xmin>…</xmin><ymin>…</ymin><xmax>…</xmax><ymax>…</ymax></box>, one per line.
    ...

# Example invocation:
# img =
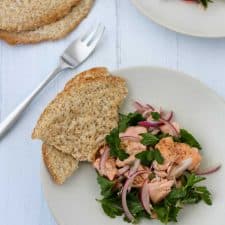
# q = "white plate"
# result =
<box><xmin>132</xmin><ymin>0</ymin><xmax>225</xmax><ymax>37</ymax></box>
<box><xmin>41</xmin><ymin>66</ymin><xmax>225</xmax><ymax>225</ymax></box>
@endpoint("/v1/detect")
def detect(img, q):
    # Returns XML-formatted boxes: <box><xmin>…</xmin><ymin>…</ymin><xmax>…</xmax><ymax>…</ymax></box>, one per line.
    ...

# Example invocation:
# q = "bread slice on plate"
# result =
<box><xmin>42</xmin><ymin>143</ymin><xmax>78</xmax><ymax>185</ymax></box>
<box><xmin>0</xmin><ymin>0</ymin><xmax>94</xmax><ymax>45</ymax></box>
<box><xmin>41</xmin><ymin>67</ymin><xmax>110</xmax><ymax>184</ymax></box>
<box><xmin>33</xmin><ymin>67</ymin><xmax>128</xmax><ymax>163</ymax></box>
<box><xmin>0</xmin><ymin>0</ymin><xmax>81</xmax><ymax>32</ymax></box>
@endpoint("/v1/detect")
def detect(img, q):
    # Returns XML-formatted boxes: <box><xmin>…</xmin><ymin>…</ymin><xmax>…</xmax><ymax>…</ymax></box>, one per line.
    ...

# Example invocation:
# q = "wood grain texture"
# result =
<box><xmin>0</xmin><ymin>0</ymin><xmax>225</xmax><ymax>225</ymax></box>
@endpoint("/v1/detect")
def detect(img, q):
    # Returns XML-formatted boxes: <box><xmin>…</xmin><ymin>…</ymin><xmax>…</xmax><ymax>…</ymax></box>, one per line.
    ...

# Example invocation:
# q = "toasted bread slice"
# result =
<box><xmin>33</xmin><ymin>67</ymin><xmax>128</xmax><ymax>162</ymax></box>
<box><xmin>42</xmin><ymin>143</ymin><xmax>78</xmax><ymax>184</ymax></box>
<box><xmin>41</xmin><ymin>67</ymin><xmax>109</xmax><ymax>184</ymax></box>
<box><xmin>0</xmin><ymin>0</ymin><xmax>81</xmax><ymax>32</ymax></box>
<box><xmin>0</xmin><ymin>0</ymin><xmax>93</xmax><ymax>45</ymax></box>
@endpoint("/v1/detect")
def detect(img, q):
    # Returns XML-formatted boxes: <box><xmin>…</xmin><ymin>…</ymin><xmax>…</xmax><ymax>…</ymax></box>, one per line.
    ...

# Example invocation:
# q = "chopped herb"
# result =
<box><xmin>98</xmin><ymin>196</ymin><xmax>123</xmax><ymax>218</ymax></box>
<box><xmin>135</xmin><ymin>149</ymin><xmax>164</xmax><ymax>166</ymax></box>
<box><xmin>97</xmin><ymin>173</ymin><xmax>115</xmax><ymax>198</ymax></box>
<box><xmin>118</xmin><ymin>112</ymin><xmax>145</xmax><ymax>132</ymax></box>
<box><xmin>154</xmin><ymin>149</ymin><xmax>164</xmax><ymax>164</ymax></box>
<box><xmin>179</xmin><ymin>129</ymin><xmax>202</xmax><ymax>149</ymax></box>
<box><xmin>154</xmin><ymin>173</ymin><xmax>212</xmax><ymax>223</ymax></box>
<box><xmin>106</xmin><ymin>128</ymin><xmax>129</xmax><ymax>161</ymax></box>
<box><xmin>140</xmin><ymin>133</ymin><xmax>159</xmax><ymax>146</ymax></box>
<box><xmin>151</xmin><ymin>112</ymin><xmax>160</xmax><ymax>121</ymax></box>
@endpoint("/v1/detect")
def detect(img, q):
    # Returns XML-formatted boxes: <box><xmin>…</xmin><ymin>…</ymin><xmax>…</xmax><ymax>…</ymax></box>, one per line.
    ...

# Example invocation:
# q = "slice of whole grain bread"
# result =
<box><xmin>42</xmin><ymin>143</ymin><xmax>78</xmax><ymax>184</ymax></box>
<box><xmin>33</xmin><ymin>67</ymin><xmax>128</xmax><ymax>162</ymax></box>
<box><xmin>0</xmin><ymin>0</ymin><xmax>81</xmax><ymax>32</ymax></box>
<box><xmin>42</xmin><ymin>67</ymin><xmax>110</xmax><ymax>184</ymax></box>
<box><xmin>0</xmin><ymin>0</ymin><xmax>93</xmax><ymax>45</ymax></box>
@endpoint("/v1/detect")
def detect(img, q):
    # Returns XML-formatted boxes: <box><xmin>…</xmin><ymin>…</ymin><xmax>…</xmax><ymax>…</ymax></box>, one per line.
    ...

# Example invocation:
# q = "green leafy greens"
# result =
<box><xmin>140</xmin><ymin>133</ymin><xmax>159</xmax><ymax>146</ymax></box>
<box><xmin>106</xmin><ymin>112</ymin><xmax>144</xmax><ymax>160</ymax></box>
<box><xmin>135</xmin><ymin>149</ymin><xmax>164</xmax><ymax>165</ymax></box>
<box><xmin>179</xmin><ymin>129</ymin><xmax>202</xmax><ymax>149</ymax></box>
<box><xmin>153</xmin><ymin>173</ymin><xmax>212</xmax><ymax>223</ymax></box>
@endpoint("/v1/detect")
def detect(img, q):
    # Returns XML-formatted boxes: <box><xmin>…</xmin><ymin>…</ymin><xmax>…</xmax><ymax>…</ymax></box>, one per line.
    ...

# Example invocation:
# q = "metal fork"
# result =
<box><xmin>0</xmin><ymin>23</ymin><xmax>105</xmax><ymax>139</ymax></box>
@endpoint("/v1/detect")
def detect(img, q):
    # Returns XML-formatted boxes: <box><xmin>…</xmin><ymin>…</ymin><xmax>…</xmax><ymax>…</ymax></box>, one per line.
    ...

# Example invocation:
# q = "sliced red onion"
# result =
<box><xmin>122</xmin><ymin>170</ymin><xmax>147</xmax><ymax>222</ymax></box>
<box><xmin>117</xmin><ymin>165</ymin><xmax>130</xmax><ymax>176</ymax></box>
<box><xmin>128</xmin><ymin>159</ymin><xmax>141</xmax><ymax>177</ymax></box>
<box><xmin>196</xmin><ymin>164</ymin><xmax>221</xmax><ymax>175</ymax></box>
<box><xmin>170</xmin><ymin>158</ymin><xmax>193</xmax><ymax>178</ymax></box>
<box><xmin>99</xmin><ymin>146</ymin><xmax>110</xmax><ymax>171</ymax></box>
<box><xmin>162</xmin><ymin>111</ymin><xmax>173</xmax><ymax>121</ymax></box>
<box><xmin>140</xmin><ymin>180</ymin><xmax>152</xmax><ymax>215</ymax></box>
<box><xmin>120</xmin><ymin>135</ymin><xmax>140</xmax><ymax>142</ymax></box>
<box><xmin>160</xmin><ymin>118</ymin><xmax>179</xmax><ymax>137</ymax></box>
<box><xmin>142</xmin><ymin>109</ymin><xmax>153</xmax><ymax>118</ymax></box>
<box><xmin>146</xmin><ymin>104</ymin><xmax>155</xmax><ymax>111</ymax></box>
<box><xmin>138</xmin><ymin>120</ymin><xmax>164</xmax><ymax>128</ymax></box>
<box><xmin>133</xmin><ymin>101</ymin><xmax>146</xmax><ymax>113</ymax></box>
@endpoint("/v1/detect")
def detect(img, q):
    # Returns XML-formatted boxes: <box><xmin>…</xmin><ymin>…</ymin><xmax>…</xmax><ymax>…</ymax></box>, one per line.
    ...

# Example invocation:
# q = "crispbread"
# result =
<box><xmin>0</xmin><ymin>0</ymin><xmax>81</xmax><ymax>32</ymax></box>
<box><xmin>42</xmin><ymin>143</ymin><xmax>78</xmax><ymax>184</ymax></box>
<box><xmin>32</xmin><ymin>67</ymin><xmax>128</xmax><ymax>162</ymax></box>
<box><xmin>0</xmin><ymin>0</ymin><xmax>93</xmax><ymax>45</ymax></box>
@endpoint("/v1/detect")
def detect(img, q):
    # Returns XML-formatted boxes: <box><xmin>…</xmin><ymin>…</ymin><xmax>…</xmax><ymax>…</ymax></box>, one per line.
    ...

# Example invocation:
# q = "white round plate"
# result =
<box><xmin>42</xmin><ymin>67</ymin><xmax>225</xmax><ymax>225</ymax></box>
<box><xmin>132</xmin><ymin>0</ymin><xmax>225</xmax><ymax>37</ymax></box>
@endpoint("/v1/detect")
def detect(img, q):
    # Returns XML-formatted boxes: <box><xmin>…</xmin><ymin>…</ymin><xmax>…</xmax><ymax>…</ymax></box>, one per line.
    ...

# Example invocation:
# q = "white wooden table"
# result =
<box><xmin>1</xmin><ymin>1</ymin><xmax>225</xmax><ymax>225</ymax></box>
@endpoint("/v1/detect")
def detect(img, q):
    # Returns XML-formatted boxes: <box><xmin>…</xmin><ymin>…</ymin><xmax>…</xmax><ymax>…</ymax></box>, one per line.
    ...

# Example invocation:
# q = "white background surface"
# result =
<box><xmin>0</xmin><ymin>1</ymin><xmax>225</xmax><ymax>225</ymax></box>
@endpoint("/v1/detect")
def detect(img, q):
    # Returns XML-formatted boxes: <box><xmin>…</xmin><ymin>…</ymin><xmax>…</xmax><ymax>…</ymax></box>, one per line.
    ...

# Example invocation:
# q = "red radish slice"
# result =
<box><xmin>117</xmin><ymin>165</ymin><xmax>130</xmax><ymax>176</ymax></box>
<box><xmin>160</xmin><ymin>118</ymin><xmax>179</xmax><ymax>137</ymax></box>
<box><xmin>122</xmin><ymin>170</ymin><xmax>147</xmax><ymax>222</ymax></box>
<box><xmin>138</xmin><ymin>121</ymin><xmax>164</xmax><ymax>128</ymax></box>
<box><xmin>196</xmin><ymin>164</ymin><xmax>221</xmax><ymax>175</ymax></box>
<box><xmin>128</xmin><ymin>159</ymin><xmax>141</xmax><ymax>177</ymax></box>
<box><xmin>120</xmin><ymin>135</ymin><xmax>140</xmax><ymax>142</ymax></box>
<box><xmin>140</xmin><ymin>180</ymin><xmax>152</xmax><ymax>215</ymax></box>
<box><xmin>99</xmin><ymin>146</ymin><xmax>110</xmax><ymax>171</ymax></box>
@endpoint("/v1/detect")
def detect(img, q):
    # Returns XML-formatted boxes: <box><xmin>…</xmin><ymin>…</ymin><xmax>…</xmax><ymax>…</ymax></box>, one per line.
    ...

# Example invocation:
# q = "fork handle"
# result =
<box><xmin>0</xmin><ymin>65</ymin><xmax>65</xmax><ymax>139</ymax></box>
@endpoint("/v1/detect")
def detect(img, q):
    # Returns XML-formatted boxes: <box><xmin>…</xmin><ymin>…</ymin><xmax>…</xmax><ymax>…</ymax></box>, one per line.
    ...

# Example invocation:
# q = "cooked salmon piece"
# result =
<box><xmin>120</xmin><ymin>126</ymin><xmax>147</xmax><ymax>139</ymax></box>
<box><xmin>156</xmin><ymin>137</ymin><xmax>201</xmax><ymax>172</ymax></box>
<box><xmin>93</xmin><ymin>157</ymin><xmax>118</xmax><ymax>181</ymax></box>
<box><xmin>148</xmin><ymin>179</ymin><xmax>174</xmax><ymax>203</ymax></box>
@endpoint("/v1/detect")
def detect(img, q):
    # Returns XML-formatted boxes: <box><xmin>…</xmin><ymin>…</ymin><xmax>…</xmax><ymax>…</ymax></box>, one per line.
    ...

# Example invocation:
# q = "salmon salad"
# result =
<box><xmin>93</xmin><ymin>101</ymin><xmax>221</xmax><ymax>224</ymax></box>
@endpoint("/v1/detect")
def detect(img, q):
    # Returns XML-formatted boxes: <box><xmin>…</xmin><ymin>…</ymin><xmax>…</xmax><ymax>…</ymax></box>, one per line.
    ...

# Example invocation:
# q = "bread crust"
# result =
<box><xmin>33</xmin><ymin>67</ymin><xmax>128</xmax><ymax>162</ymax></box>
<box><xmin>42</xmin><ymin>143</ymin><xmax>78</xmax><ymax>184</ymax></box>
<box><xmin>0</xmin><ymin>0</ymin><xmax>81</xmax><ymax>32</ymax></box>
<box><xmin>0</xmin><ymin>0</ymin><xmax>93</xmax><ymax>45</ymax></box>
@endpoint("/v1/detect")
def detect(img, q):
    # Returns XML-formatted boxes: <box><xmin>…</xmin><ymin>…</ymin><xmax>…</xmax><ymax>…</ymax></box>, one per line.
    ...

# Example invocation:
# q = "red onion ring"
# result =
<box><xmin>138</xmin><ymin>121</ymin><xmax>164</xmax><ymax>128</ymax></box>
<box><xmin>120</xmin><ymin>135</ymin><xmax>140</xmax><ymax>142</ymax></box>
<box><xmin>146</xmin><ymin>104</ymin><xmax>155</xmax><ymax>111</ymax></box>
<box><xmin>140</xmin><ymin>180</ymin><xmax>152</xmax><ymax>215</ymax></box>
<box><xmin>196</xmin><ymin>164</ymin><xmax>221</xmax><ymax>175</ymax></box>
<box><xmin>133</xmin><ymin>101</ymin><xmax>146</xmax><ymax>113</ymax></box>
<box><xmin>117</xmin><ymin>165</ymin><xmax>130</xmax><ymax>176</ymax></box>
<box><xmin>122</xmin><ymin>170</ymin><xmax>147</xmax><ymax>222</ymax></box>
<box><xmin>99</xmin><ymin>146</ymin><xmax>110</xmax><ymax>171</ymax></box>
<box><xmin>128</xmin><ymin>159</ymin><xmax>141</xmax><ymax>177</ymax></box>
<box><xmin>160</xmin><ymin>118</ymin><xmax>179</xmax><ymax>137</ymax></box>
<box><xmin>162</xmin><ymin>111</ymin><xmax>173</xmax><ymax>121</ymax></box>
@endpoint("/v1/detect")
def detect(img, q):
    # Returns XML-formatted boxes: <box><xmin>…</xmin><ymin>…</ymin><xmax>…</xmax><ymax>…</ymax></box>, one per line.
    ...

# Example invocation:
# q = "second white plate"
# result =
<box><xmin>132</xmin><ymin>0</ymin><xmax>225</xmax><ymax>37</ymax></box>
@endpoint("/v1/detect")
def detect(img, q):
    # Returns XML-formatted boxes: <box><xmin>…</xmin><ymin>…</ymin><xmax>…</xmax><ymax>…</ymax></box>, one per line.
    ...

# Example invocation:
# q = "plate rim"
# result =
<box><xmin>41</xmin><ymin>65</ymin><xmax>225</xmax><ymax>225</ymax></box>
<box><xmin>131</xmin><ymin>0</ymin><xmax>225</xmax><ymax>38</ymax></box>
